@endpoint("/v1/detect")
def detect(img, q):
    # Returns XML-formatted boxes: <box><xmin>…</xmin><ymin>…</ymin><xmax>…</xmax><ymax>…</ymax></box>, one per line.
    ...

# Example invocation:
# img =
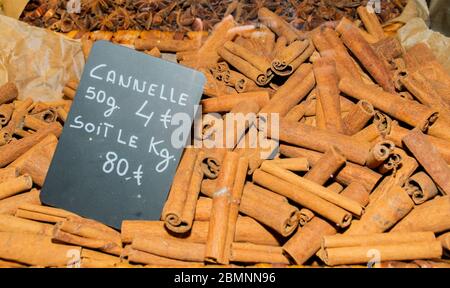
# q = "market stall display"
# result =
<box><xmin>0</xmin><ymin>1</ymin><xmax>449</xmax><ymax>268</ymax></box>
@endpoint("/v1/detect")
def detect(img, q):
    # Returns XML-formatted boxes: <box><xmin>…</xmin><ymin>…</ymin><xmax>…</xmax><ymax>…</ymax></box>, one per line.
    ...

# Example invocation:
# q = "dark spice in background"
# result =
<box><xmin>20</xmin><ymin>0</ymin><xmax>408</xmax><ymax>33</ymax></box>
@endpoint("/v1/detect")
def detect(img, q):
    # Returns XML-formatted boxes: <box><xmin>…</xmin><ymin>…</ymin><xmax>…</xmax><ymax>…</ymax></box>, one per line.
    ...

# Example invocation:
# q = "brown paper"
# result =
<box><xmin>0</xmin><ymin>15</ymin><xmax>84</xmax><ymax>101</ymax></box>
<box><xmin>397</xmin><ymin>18</ymin><xmax>450</xmax><ymax>74</ymax></box>
<box><xmin>2</xmin><ymin>0</ymin><xmax>29</xmax><ymax>20</ymax></box>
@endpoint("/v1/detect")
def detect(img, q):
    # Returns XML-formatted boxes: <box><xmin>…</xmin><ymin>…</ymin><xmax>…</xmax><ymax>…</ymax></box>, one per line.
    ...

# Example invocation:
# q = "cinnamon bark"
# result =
<box><xmin>391</xmin><ymin>196</ymin><xmax>450</xmax><ymax>233</ymax></box>
<box><xmin>269</xmin><ymin>119</ymin><xmax>371</xmax><ymax>165</ymax></box>
<box><xmin>323</xmin><ymin>232</ymin><xmax>436</xmax><ymax>249</ymax></box>
<box><xmin>260</xmin><ymin>161</ymin><xmax>364</xmax><ymax>216</ymax></box>
<box><xmin>266</xmin><ymin>158</ymin><xmax>309</xmax><ymax>172</ymax></box>
<box><xmin>0</xmin><ymin>214</ymin><xmax>53</xmax><ymax>236</ymax></box>
<box><xmin>132</xmin><ymin>236</ymin><xmax>205</xmax><ymax>262</ymax></box>
<box><xmin>0</xmin><ymin>232</ymin><xmax>81</xmax><ymax>267</ymax></box>
<box><xmin>9</xmin><ymin>134</ymin><xmax>58</xmax><ymax>187</ymax></box>
<box><xmin>321</xmin><ymin>241</ymin><xmax>442</xmax><ymax>266</ymax></box>
<box><xmin>343</xmin><ymin>100</ymin><xmax>375</xmax><ymax>135</ymax></box>
<box><xmin>205</xmin><ymin>151</ymin><xmax>239</xmax><ymax>263</ymax></box>
<box><xmin>0</xmin><ymin>167</ymin><xmax>18</xmax><ymax>183</ymax></box>
<box><xmin>0</xmin><ymin>175</ymin><xmax>33</xmax><ymax>200</ymax></box>
<box><xmin>15</xmin><ymin>204</ymin><xmax>79</xmax><ymax>223</ymax></box>
<box><xmin>258</xmin><ymin>8</ymin><xmax>299</xmax><ymax>44</ymax></box>
<box><xmin>336</xmin><ymin>18</ymin><xmax>394</xmax><ymax>92</ymax></box>
<box><xmin>162</xmin><ymin>147</ymin><xmax>200</xmax><ymax>233</ymax></box>
<box><xmin>162</xmin><ymin>147</ymin><xmax>198</xmax><ymax>233</ymax></box>
<box><xmin>240</xmin><ymin>182</ymin><xmax>298</xmax><ymax>237</ymax></box>
<box><xmin>230</xmin><ymin>243</ymin><xmax>290</xmax><ymax>264</ymax></box>
<box><xmin>279</xmin><ymin>145</ymin><xmax>381</xmax><ymax>191</ymax></box>
<box><xmin>402</xmin><ymin>129</ymin><xmax>450</xmax><ymax>195</ymax></box>
<box><xmin>53</xmin><ymin>217</ymin><xmax>123</xmax><ymax>256</ymax></box>
<box><xmin>259</xmin><ymin>63</ymin><xmax>315</xmax><ymax>116</ymax></box>
<box><xmin>253</xmin><ymin>169</ymin><xmax>352</xmax><ymax>228</ymax></box>
<box><xmin>201</xmin><ymin>91</ymin><xmax>269</xmax><ymax>113</ymax></box>
<box><xmin>347</xmin><ymin>185</ymin><xmax>413</xmax><ymax>235</ymax></box>
<box><xmin>386</xmin><ymin>121</ymin><xmax>450</xmax><ymax>163</ymax></box>
<box><xmin>404</xmin><ymin>172</ymin><xmax>438</xmax><ymax>205</ymax></box>
<box><xmin>0</xmin><ymin>104</ymin><xmax>14</xmax><ymax>126</ymax></box>
<box><xmin>0</xmin><ymin>189</ymin><xmax>40</xmax><ymax>215</ymax></box>
<box><xmin>222</xmin><ymin>157</ymin><xmax>248</xmax><ymax>264</ymax></box>
<box><xmin>272</xmin><ymin>39</ymin><xmax>309</xmax><ymax>76</ymax></box>
<box><xmin>339</xmin><ymin>78</ymin><xmax>438</xmax><ymax>131</ymax></box>
<box><xmin>0</xmin><ymin>122</ymin><xmax>62</xmax><ymax>167</ymax></box>
<box><xmin>125</xmin><ymin>246</ymin><xmax>202</xmax><ymax>266</ymax></box>
<box><xmin>313</xmin><ymin>57</ymin><xmax>345</xmax><ymax>133</ymax></box>
<box><xmin>356</xmin><ymin>6</ymin><xmax>385</xmax><ymax>41</ymax></box>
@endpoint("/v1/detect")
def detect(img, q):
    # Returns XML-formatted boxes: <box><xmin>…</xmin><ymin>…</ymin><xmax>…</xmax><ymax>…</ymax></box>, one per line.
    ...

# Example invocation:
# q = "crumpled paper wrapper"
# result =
<box><xmin>0</xmin><ymin>15</ymin><xmax>84</xmax><ymax>101</ymax></box>
<box><xmin>397</xmin><ymin>17</ymin><xmax>450</xmax><ymax>74</ymax></box>
<box><xmin>381</xmin><ymin>0</ymin><xmax>449</xmax><ymax>74</ymax></box>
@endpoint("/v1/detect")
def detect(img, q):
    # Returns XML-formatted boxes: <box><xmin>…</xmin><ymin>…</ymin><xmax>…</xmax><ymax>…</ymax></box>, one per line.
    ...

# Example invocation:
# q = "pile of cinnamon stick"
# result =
<box><xmin>1</xmin><ymin>5</ymin><xmax>450</xmax><ymax>268</ymax></box>
<box><xmin>122</xmin><ymin>7</ymin><xmax>450</xmax><ymax>267</ymax></box>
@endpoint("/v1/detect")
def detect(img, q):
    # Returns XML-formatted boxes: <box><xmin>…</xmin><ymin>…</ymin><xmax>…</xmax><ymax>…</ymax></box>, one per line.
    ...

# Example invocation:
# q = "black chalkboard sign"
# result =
<box><xmin>41</xmin><ymin>41</ymin><xmax>205</xmax><ymax>228</ymax></box>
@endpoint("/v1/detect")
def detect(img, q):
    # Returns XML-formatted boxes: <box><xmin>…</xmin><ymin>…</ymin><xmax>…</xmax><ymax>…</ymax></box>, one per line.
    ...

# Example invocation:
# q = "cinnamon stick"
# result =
<box><xmin>402</xmin><ymin>129</ymin><xmax>450</xmax><ymax>195</ymax></box>
<box><xmin>0</xmin><ymin>175</ymin><xmax>33</xmax><ymax>200</ymax></box>
<box><xmin>162</xmin><ymin>148</ymin><xmax>204</xmax><ymax>233</ymax></box>
<box><xmin>365</xmin><ymin>140</ymin><xmax>395</xmax><ymax>169</ymax></box>
<box><xmin>391</xmin><ymin>196</ymin><xmax>450</xmax><ymax>233</ymax></box>
<box><xmin>258</xmin><ymin>8</ymin><xmax>299</xmax><ymax>44</ymax></box>
<box><xmin>53</xmin><ymin>217</ymin><xmax>123</xmax><ymax>256</ymax></box>
<box><xmin>279</xmin><ymin>145</ymin><xmax>381</xmax><ymax>191</ymax></box>
<box><xmin>336</xmin><ymin>18</ymin><xmax>394</xmax><ymax>92</ymax></box>
<box><xmin>324</xmin><ymin>231</ymin><xmax>436</xmax><ymax>250</ymax></box>
<box><xmin>269</xmin><ymin>119</ymin><xmax>371</xmax><ymax>165</ymax></box>
<box><xmin>320</xmin><ymin>241</ymin><xmax>442</xmax><ymax>266</ymax></box>
<box><xmin>201</xmin><ymin>91</ymin><xmax>269</xmax><ymax>113</ymax></box>
<box><xmin>15</xmin><ymin>204</ymin><xmax>79</xmax><ymax>223</ymax></box>
<box><xmin>218</xmin><ymin>43</ymin><xmax>273</xmax><ymax>86</ymax></box>
<box><xmin>343</xmin><ymin>100</ymin><xmax>375</xmax><ymax>135</ymax></box>
<box><xmin>265</xmin><ymin>158</ymin><xmax>309</xmax><ymax>172</ymax></box>
<box><xmin>240</xmin><ymin>182</ymin><xmax>298</xmax><ymax>237</ymax></box>
<box><xmin>253</xmin><ymin>169</ymin><xmax>352</xmax><ymax>227</ymax></box>
<box><xmin>260</xmin><ymin>161</ymin><xmax>364</xmax><ymax>216</ymax></box>
<box><xmin>0</xmin><ymin>167</ymin><xmax>18</xmax><ymax>183</ymax></box>
<box><xmin>404</xmin><ymin>172</ymin><xmax>438</xmax><ymax>205</ymax></box>
<box><xmin>125</xmin><ymin>245</ymin><xmax>202</xmax><ymax>266</ymax></box>
<box><xmin>9</xmin><ymin>134</ymin><xmax>58</xmax><ymax>187</ymax></box>
<box><xmin>132</xmin><ymin>236</ymin><xmax>205</xmax><ymax>262</ymax></box>
<box><xmin>347</xmin><ymin>185</ymin><xmax>413</xmax><ymax>235</ymax></box>
<box><xmin>0</xmin><ymin>104</ymin><xmax>14</xmax><ymax>126</ymax></box>
<box><xmin>0</xmin><ymin>189</ymin><xmax>40</xmax><ymax>215</ymax></box>
<box><xmin>259</xmin><ymin>63</ymin><xmax>315</xmax><ymax>116</ymax></box>
<box><xmin>0</xmin><ymin>214</ymin><xmax>53</xmax><ymax>236</ymax></box>
<box><xmin>222</xmin><ymin>157</ymin><xmax>248</xmax><ymax>264</ymax></box>
<box><xmin>135</xmin><ymin>37</ymin><xmax>202</xmax><ymax>52</ymax></box>
<box><xmin>272</xmin><ymin>39</ymin><xmax>309</xmax><ymax>76</ymax></box>
<box><xmin>283</xmin><ymin>179</ymin><xmax>370</xmax><ymax>265</ymax></box>
<box><xmin>0</xmin><ymin>232</ymin><xmax>81</xmax><ymax>267</ymax></box>
<box><xmin>230</xmin><ymin>242</ymin><xmax>290</xmax><ymax>264</ymax></box>
<box><xmin>313</xmin><ymin>57</ymin><xmax>345</xmax><ymax>133</ymax></box>
<box><xmin>0</xmin><ymin>122</ymin><xmax>62</xmax><ymax>167</ymax></box>
<box><xmin>356</xmin><ymin>6</ymin><xmax>385</xmax><ymax>41</ymax></box>
<box><xmin>339</xmin><ymin>78</ymin><xmax>438</xmax><ymax>131</ymax></box>
<box><xmin>184</xmin><ymin>16</ymin><xmax>236</xmax><ymax>69</ymax></box>
<box><xmin>205</xmin><ymin>151</ymin><xmax>239</xmax><ymax>263</ymax></box>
